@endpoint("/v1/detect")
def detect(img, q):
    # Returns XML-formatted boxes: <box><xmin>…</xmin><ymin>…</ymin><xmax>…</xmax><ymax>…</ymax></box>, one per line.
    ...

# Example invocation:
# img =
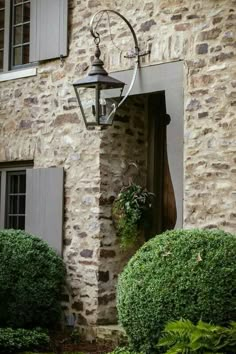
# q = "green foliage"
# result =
<box><xmin>158</xmin><ymin>319</ymin><xmax>236</xmax><ymax>353</ymax></box>
<box><xmin>69</xmin><ymin>328</ymin><xmax>80</xmax><ymax>344</ymax></box>
<box><xmin>0</xmin><ymin>328</ymin><xmax>49</xmax><ymax>353</ymax></box>
<box><xmin>117</xmin><ymin>229</ymin><xmax>236</xmax><ymax>352</ymax></box>
<box><xmin>108</xmin><ymin>347</ymin><xmax>143</xmax><ymax>354</ymax></box>
<box><xmin>112</xmin><ymin>184</ymin><xmax>154</xmax><ymax>248</ymax></box>
<box><xmin>0</xmin><ymin>229</ymin><xmax>66</xmax><ymax>329</ymax></box>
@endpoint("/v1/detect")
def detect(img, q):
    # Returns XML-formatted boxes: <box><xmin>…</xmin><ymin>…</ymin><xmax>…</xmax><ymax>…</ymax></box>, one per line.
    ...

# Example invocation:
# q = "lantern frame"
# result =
<box><xmin>73</xmin><ymin>9</ymin><xmax>150</xmax><ymax>127</ymax></box>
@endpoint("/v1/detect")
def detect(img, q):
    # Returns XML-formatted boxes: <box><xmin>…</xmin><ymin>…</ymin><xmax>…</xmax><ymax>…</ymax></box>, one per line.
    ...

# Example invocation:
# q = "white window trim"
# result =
<box><xmin>0</xmin><ymin>67</ymin><xmax>37</xmax><ymax>82</ymax></box>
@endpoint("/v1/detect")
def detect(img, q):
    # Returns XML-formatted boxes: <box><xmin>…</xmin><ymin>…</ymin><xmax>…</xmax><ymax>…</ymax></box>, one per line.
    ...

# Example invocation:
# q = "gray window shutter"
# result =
<box><xmin>25</xmin><ymin>168</ymin><xmax>64</xmax><ymax>255</ymax></box>
<box><xmin>30</xmin><ymin>0</ymin><xmax>68</xmax><ymax>62</ymax></box>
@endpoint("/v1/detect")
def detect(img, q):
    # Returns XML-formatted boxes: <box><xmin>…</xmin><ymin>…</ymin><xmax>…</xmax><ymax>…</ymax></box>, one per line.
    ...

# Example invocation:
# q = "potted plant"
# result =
<box><xmin>112</xmin><ymin>184</ymin><xmax>154</xmax><ymax>249</ymax></box>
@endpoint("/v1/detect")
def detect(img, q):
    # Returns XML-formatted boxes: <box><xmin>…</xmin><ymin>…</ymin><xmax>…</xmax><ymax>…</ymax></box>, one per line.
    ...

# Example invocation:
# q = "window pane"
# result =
<box><xmin>23</xmin><ymin>3</ymin><xmax>30</xmax><ymax>22</ymax></box>
<box><xmin>14</xmin><ymin>25</ymin><xmax>22</xmax><ymax>45</ymax></box>
<box><xmin>18</xmin><ymin>216</ymin><xmax>25</xmax><ymax>230</ymax></box>
<box><xmin>0</xmin><ymin>50</ymin><xmax>3</xmax><ymax>70</ymax></box>
<box><xmin>14</xmin><ymin>5</ymin><xmax>23</xmax><ymax>25</ymax></box>
<box><xmin>10</xmin><ymin>175</ymin><xmax>18</xmax><ymax>193</ymax></box>
<box><xmin>9</xmin><ymin>196</ymin><xmax>18</xmax><ymax>214</ymax></box>
<box><xmin>8</xmin><ymin>216</ymin><xmax>17</xmax><ymax>229</ymax></box>
<box><xmin>22</xmin><ymin>44</ymin><xmax>29</xmax><ymax>64</ymax></box>
<box><xmin>0</xmin><ymin>1</ymin><xmax>5</xmax><ymax>10</ymax></box>
<box><xmin>19</xmin><ymin>195</ymin><xmax>25</xmax><ymax>214</ymax></box>
<box><xmin>19</xmin><ymin>174</ymin><xmax>26</xmax><ymax>193</ymax></box>
<box><xmin>0</xmin><ymin>9</ymin><xmax>4</xmax><ymax>28</ymax></box>
<box><xmin>13</xmin><ymin>46</ymin><xmax>22</xmax><ymax>66</ymax></box>
<box><xmin>23</xmin><ymin>23</ymin><xmax>29</xmax><ymax>43</ymax></box>
<box><xmin>0</xmin><ymin>30</ymin><xmax>3</xmax><ymax>49</ymax></box>
<box><xmin>14</xmin><ymin>0</ymin><xmax>23</xmax><ymax>4</ymax></box>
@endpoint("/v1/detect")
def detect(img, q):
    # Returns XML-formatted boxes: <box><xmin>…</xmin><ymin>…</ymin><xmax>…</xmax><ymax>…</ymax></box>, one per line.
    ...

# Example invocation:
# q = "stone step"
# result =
<box><xmin>96</xmin><ymin>324</ymin><xmax>127</xmax><ymax>346</ymax></box>
<box><xmin>78</xmin><ymin>324</ymin><xmax>128</xmax><ymax>346</ymax></box>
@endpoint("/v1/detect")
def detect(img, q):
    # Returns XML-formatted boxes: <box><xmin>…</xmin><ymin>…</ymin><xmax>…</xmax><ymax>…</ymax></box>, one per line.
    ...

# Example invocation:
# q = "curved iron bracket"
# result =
<box><xmin>89</xmin><ymin>10</ymin><xmax>150</xmax><ymax>119</ymax></box>
<box><xmin>90</xmin><ymin>9</ymin><xmax>140</xmax><ymax>55</ymax></box>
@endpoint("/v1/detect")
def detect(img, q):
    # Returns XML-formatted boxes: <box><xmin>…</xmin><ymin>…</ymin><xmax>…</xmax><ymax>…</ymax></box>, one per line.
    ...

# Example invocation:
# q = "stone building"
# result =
<box><xmin>0</xmin><ymin>0</ymin><xmax>235</xmax><ymax>338</ymax></box>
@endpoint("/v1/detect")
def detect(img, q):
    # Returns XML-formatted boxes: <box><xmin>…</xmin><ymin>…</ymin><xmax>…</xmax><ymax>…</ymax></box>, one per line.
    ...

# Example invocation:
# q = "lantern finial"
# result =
<box><xmin>88</xmin><ymin>42</ymin><xmax>108</xmax><ymax>77</ymax></box>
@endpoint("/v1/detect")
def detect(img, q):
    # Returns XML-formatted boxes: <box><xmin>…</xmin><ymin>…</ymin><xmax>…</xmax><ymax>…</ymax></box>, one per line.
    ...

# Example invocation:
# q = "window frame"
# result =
<box><xmin>1</xmin><ymin>0</ymin><xmax>31</xmax><ymax>73</ymax></box>
<box><xmin>2</xmin><ymin>0</ymin><xmax>10</xmax><ymax>72</ymax></box>
<box><xmin>0</xmin><ymin>162</ymin><xmax>33</xmax><ymax>229</ymax></box>
<box><xmin>5</xmin><ymin>170</ymin><xmax>26</xmax><ymax>229</ymax></box>
<box><xmin>11</xmin><ymin>0</ymin><xmax>31</xmax><ymax>70</ymax></box>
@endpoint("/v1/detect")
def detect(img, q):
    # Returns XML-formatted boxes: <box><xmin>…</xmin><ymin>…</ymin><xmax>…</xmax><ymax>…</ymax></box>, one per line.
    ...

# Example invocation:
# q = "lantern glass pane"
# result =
<box><xmin>75</xmin><ymin>86</ymin><xmax>98</xmax><ymax>126</ymax></box>
<box><xmin>74</xmin><ymin>83</ymin><xmax>124</xmax><ymax>126</ymax></box>
<box><xmin>99</xmin><ymin>87</ymin><xmax>123</xmax><ymax>124</ymax></box>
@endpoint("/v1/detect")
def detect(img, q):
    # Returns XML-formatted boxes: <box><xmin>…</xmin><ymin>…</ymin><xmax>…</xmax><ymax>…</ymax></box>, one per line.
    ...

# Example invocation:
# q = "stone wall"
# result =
<box><xmin>0</xmin><ymin>0</ymin><xmax>235</xmax><ymax>333</ymax></box>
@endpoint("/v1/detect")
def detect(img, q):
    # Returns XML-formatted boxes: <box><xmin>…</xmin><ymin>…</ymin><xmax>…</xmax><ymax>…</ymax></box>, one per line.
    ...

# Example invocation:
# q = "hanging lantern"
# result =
<box><xmin>73</xmin><ymin>9</ymin><xmax>150</xmax><ymax>127</ymax></box>
<box><xmin>73</xmin><ymin>43</ymin><xmax>125</xmax><ymax>126</ymax></box>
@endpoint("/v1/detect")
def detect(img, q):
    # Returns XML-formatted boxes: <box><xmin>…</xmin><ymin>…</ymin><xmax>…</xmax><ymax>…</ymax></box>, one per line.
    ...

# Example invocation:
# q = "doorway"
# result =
<box><xmin>148</xmin><ymin>92</ymin><xmax>177</xmax><ymax>237</ymax></box>
<box><xmin>110</xmin><ymin>61</ymin><xmax>184</xmax><ymax>228</ymax></box>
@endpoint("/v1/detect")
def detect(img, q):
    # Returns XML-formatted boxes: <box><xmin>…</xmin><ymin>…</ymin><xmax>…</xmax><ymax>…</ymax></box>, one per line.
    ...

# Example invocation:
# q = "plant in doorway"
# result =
<box><xmin>112</xmin><ymin>184</ymin><xmax>154</xmax><ymax>249</ymax></box>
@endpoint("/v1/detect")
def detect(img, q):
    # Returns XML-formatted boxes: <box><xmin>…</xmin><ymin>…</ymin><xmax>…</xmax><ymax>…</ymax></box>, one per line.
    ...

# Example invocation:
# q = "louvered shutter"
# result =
<box><xmin>25</xmin><ymin>168</ymin><xmax>64</xmax><ymax>255</ymax></box>
<box><xmin>30</xmin><ymin>0</ymin><xmax>68</xmax><ymax>62</ymax></box>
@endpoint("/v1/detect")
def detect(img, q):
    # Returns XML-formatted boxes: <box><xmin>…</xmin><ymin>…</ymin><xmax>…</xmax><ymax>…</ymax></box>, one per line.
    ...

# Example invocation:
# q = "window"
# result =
<box><xmin>11</xmin><ymin>0</ymin><xmax>31</xmax><ymax>68</ymax></box>
<box><xmin>5</xmin><ymin>171</ymin><xmax>26</xmax><ymax>229</ymax></box>
<box><xmin>0</xmin><ymin>0</ymin><xmax>68</xmax><ymax>75</ymax></box>
<box><xmin>0</xmin><ymin>164</ymin><xmax>64</xmax><ymax>254</ymax></box>
<box><xmin>0</xmin><ymin>165</ymin><xmax>29</xmax><ymax>229</ymax></box>
<box><xmin>0</xmin><ymin>0</ymin><xmax>31</xmax><ymax>72</ymax></box>
<box><xmin>0</xmin><ymin>0</ymin><xmax>5</xmax><ymax>70</ymax></box>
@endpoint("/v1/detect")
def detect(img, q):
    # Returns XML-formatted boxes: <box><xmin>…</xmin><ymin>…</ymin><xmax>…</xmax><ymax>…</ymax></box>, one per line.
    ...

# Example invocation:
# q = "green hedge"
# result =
<box><xmin>0</xmin><ymin>229</ymin><xmax>66</xmax><ymax>329</ymax></box>
<box><xmin>0</xmin><ymin>328</ymin><xmax>49</xmax><ymax>353</ymax></box>
<box><xmin>117</xmin><ymin>229</ymin><xmax>236</xmax><ymax>352</ymax></box>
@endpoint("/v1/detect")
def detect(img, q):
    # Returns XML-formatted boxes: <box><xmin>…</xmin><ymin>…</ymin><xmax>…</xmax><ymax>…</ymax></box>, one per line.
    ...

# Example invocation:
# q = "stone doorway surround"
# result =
<box><xmin>109</xmin><ymin>60</ymin><xmax>184</xmax><ymax>227</ymax></box>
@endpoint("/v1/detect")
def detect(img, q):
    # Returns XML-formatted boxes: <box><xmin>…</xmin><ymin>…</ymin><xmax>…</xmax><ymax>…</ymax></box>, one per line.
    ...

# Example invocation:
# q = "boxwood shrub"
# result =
<box><xmin>117</xmin><ymin>229</ymin><xmax>236</xmax><ymax>352</ymax></box>
<box><xmin>0</xmin><ymin>229</ymin><xmax>66</xmax><ymax>329</ymax></box>
<box><xmin>0</xmin><ymin>328</ymin><xmax>49</xmax><ymax>353</ymax></box>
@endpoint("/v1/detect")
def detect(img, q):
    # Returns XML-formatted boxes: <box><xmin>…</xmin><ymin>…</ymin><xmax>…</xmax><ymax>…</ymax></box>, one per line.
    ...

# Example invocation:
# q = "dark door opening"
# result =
<box><xmin>148</xmin><ymin>91</ymin><xmax>177</xmax><ymax>236</ymax></box>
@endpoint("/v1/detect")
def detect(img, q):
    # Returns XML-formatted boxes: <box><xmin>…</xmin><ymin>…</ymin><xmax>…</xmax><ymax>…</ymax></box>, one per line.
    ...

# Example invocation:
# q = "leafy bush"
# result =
<box><xmin>0</xmin><ymin>328</ymin><xmax>49</xmax><ymax>353</ymax></box>
<box><xmin>0</xmin><ymin>229</ymin><xmax>66</xmax><ymax>328</ymax></box>
<box><xmin>108</xmin><ymin>347</ymin><xmax>143</xmax><ymax>354</ymax></box>
<box><xmin>158</xmin><ymin>319</ymin><xmax>236</xmax><ymax>353</ymax></box>
<box><xmin>117</xmin><ymin>229</ymin><xmax>236</xmax><ymax>352</ymax></box>
<box><xmin>112</xmin><ymin>184</ymin><xmax>154</xmax><ymax>249</ymax></box>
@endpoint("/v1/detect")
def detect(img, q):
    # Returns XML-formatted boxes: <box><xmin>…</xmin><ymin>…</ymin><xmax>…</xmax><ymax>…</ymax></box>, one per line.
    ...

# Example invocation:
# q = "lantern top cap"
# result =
<box><xmin>73</xmin><ymin>43</ymin><xmax>125</xmax><ymax>89</ymax></box>
<box><xmin>73</xmin><ymin>73</ymin><xmax>125</xmax><ymax>89</ymax></box>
